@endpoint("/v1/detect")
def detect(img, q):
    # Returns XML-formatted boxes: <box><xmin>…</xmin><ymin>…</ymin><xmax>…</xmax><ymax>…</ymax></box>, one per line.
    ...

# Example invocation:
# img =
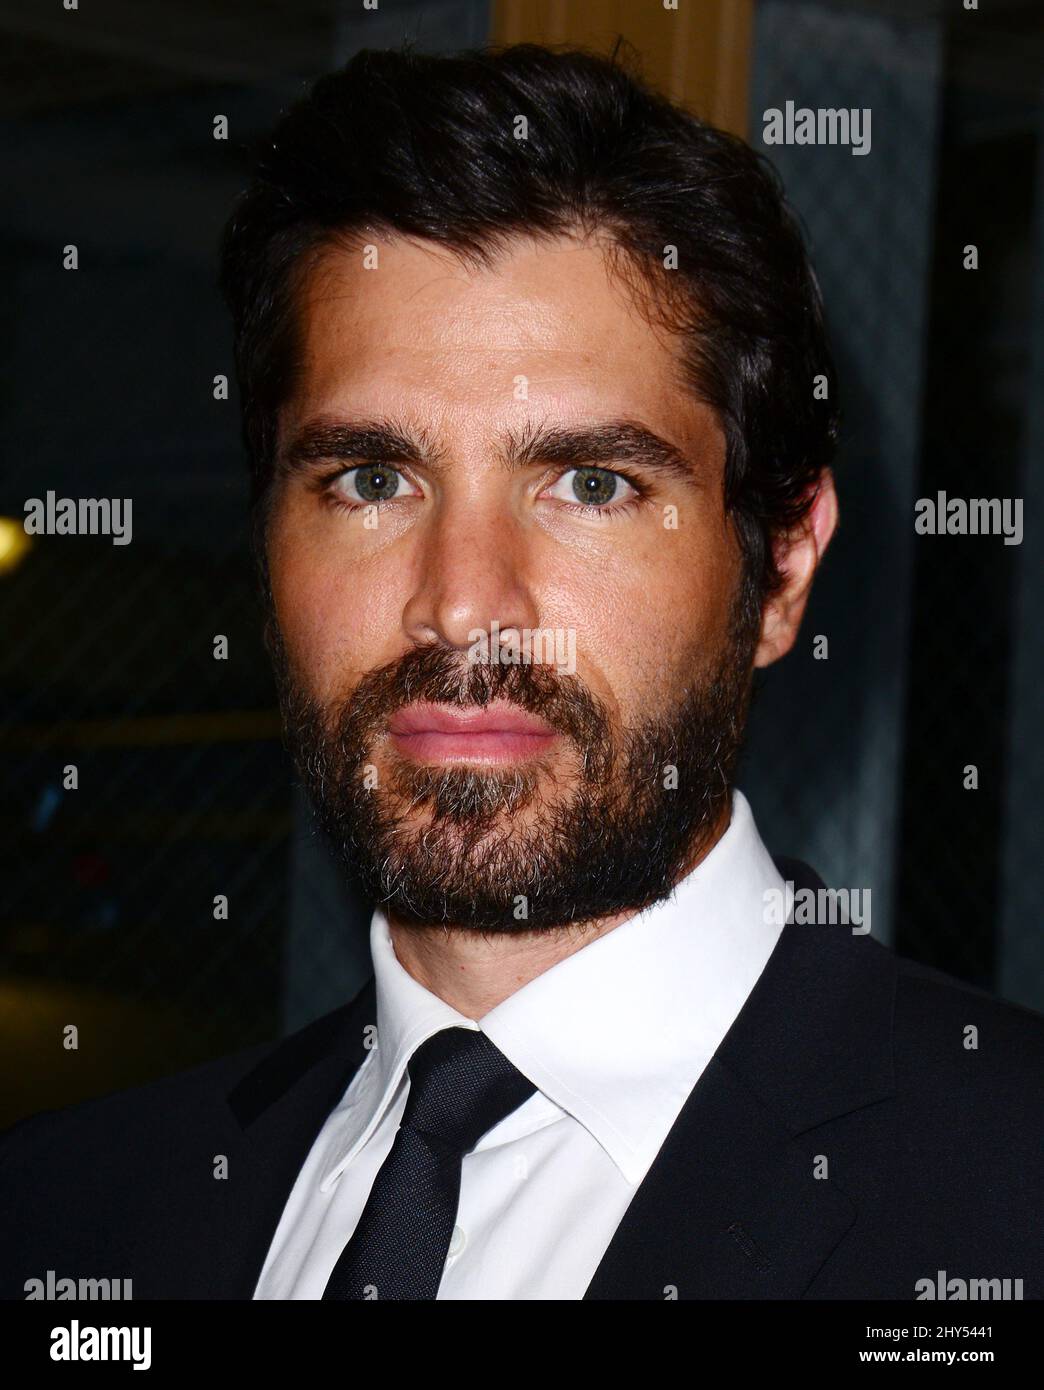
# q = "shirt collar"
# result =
<box><xmin>318</xmin><ymin>917</ymin><xmax>478</xmax><ymax>1192</ymax></box>
<box><xmin>322</xmin><ymin>789</ymin><xmax>787</xmax><ymax>1189</ymax></box>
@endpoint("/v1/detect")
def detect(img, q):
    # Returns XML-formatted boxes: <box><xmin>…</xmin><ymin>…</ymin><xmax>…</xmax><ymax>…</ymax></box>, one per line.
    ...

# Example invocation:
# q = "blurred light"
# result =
<box><xmin>0</xmin><ymin>516</ymin><xmax>31</xmax><ymax>574</ymax></box>
<box><xmin>31</xmin><ymin>784</ymin><xmax>62</xmax><ymax>833</ymax></box>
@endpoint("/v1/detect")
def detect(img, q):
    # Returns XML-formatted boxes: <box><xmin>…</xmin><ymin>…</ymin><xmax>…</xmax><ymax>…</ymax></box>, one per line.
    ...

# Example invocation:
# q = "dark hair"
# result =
<box><xmin>219</xmin><ymin>41</ymin><xmax>838</xmax><ymax>599</ymax></box>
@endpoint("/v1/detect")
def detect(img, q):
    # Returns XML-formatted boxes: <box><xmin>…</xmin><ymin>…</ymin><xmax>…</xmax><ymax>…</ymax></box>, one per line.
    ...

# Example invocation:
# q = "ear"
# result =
<box><xmin>754</xmin><ymin>470</ymin><xmax>839</xmax><ymax>669</ymax></box>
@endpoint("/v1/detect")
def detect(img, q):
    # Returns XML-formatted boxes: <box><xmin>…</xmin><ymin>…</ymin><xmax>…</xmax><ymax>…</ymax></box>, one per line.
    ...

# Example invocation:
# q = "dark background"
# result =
<box><xmin>2</xmin><ymin>0</ymin><xmax>1041</xmax><ymax>1128</ymax></box>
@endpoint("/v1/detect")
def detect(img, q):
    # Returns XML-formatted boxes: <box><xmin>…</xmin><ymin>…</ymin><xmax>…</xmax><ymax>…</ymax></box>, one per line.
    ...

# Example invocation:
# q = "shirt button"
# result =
<box><xmin>447</xmin><ymin>1225</ymin><xmax>466</xmax><ymax>1258</ymax></box>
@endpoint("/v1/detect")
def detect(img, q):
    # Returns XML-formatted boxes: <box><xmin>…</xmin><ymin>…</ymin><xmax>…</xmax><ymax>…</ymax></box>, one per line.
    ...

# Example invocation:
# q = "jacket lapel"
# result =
<box><xmin>584</xmin><ymin>861</ymin><xmax>897</xmax><ymax>1299</ymax></box>
<box><xmin>220</xmin><ymin>978</ymin><xmax>377</xmax><ymax>1299</ymax></box>
<box><xmin>582</xmin><ymin>1052</ymin><xmax>859</xmax><ymax>1299</ymax></box>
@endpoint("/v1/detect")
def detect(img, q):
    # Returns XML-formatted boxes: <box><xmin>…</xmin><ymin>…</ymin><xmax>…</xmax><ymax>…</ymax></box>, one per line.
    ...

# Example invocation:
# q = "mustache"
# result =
<box><xmin>325</xmin><ymin>643</ymin><xmax>611</xmax><ymax>756</ymax></box>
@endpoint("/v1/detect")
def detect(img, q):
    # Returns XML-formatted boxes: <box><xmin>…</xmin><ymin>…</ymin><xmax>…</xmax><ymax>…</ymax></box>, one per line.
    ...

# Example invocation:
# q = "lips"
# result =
<box><xmin>387</xmin><ymin>700</ymin><xmax>559</xmax><ymax>764</ymax></box>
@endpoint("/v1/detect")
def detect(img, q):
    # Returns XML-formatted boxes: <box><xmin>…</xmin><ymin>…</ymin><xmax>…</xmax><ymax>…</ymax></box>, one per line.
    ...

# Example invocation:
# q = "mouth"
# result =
<box><xmin>386</xmin><ymin>700</ymin><xmax>560</xmax><ymax>765</ymax></box>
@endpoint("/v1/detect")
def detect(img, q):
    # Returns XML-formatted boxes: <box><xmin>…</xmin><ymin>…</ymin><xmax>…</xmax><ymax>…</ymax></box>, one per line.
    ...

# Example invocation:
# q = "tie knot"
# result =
<box><xmin>401</xmin><ymin>1027</ymin><xmax>536</xmax><ymax>1154</ymax></box>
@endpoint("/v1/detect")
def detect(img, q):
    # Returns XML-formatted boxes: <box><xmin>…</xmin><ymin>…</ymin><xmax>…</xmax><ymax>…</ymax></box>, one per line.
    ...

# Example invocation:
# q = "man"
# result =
<box><xmin>3</xmin><ymin>44</ymin><xmax>1041</xmax><ymax>1302</ymax></box>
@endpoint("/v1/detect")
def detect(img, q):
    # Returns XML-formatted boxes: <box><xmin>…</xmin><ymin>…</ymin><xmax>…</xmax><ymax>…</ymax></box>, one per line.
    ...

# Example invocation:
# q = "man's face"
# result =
<box><xmin>264</xmin><ymin>232</ymin><xmax>760</xmax><ymax>930</ymax></box>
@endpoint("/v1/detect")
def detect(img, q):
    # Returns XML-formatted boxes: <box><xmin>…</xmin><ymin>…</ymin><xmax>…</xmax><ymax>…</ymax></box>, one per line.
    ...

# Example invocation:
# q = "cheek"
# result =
<box><xmin>542</xmin><ymin>519</ymin><xmax>739</xmax><ymax>718</ymax></box>
<box><xmin>266</xmin><ymin>504</ymin><xmax>404</xmax><ymax>700</ymax></box>
<box><xmin>567</xmin><ymin>519</ymin><xmax>736</xmax><ymax>643</ymax></box>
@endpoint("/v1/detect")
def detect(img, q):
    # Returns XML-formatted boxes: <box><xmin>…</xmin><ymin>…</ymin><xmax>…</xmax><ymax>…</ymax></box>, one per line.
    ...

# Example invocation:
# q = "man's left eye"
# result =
<box><xmin>544</xmin><ymin>467</ymin><xmax>636</xmax><ymax>507</ymax></box>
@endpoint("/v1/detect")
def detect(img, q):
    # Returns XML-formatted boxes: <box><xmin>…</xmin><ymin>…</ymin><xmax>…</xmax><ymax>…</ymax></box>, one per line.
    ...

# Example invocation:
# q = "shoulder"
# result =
<box><xmin>777</xmin><ymin>851</ymin><xmax>1043</xmax><ymax>1108</ymax></box>
<box><xmin>0</xmin><ymin>987</ymin><xmax>374</xmax><ymax>1299</ymax></box>
<box><xmin>889</xmin><ymin>951</ymin><xmax>1044</xmax><ymax>1120</ymax></box>
<box><xmin>0</xmin><ymin>994</ymin><xmax>360</xmax><ymax>1176</ymax></box>
<box><xmin>892</xmin><ymin>950</ymin><xmax>1044</xmax><ymax>1075</ymax></box>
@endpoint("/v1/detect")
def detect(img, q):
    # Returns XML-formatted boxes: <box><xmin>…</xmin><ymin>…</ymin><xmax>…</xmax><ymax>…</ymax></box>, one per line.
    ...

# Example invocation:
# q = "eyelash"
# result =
<box><xmin>315</xmin><ymin>465</ymin><xmax>650</xmax><ymax>520</ymax></box>
<box><xmin>311</xmin><ymin>467</ymin><xmax>399</xmax><ymax>516</ymax></box>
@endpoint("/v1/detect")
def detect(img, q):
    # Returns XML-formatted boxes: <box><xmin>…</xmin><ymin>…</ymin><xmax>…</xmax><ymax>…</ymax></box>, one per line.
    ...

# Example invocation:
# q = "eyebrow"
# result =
<box><xmin>277</xmin><ymin>416</ymin><xmax>701</xmax><ymax>485</ymax></box>
<box><xmin>508</xmin><ymin>419</ymin><xmax>699</xmax><ymax>484</ymax></box>
<box><xmin>277</xmin><ymin>418</ymin><xmax>444</xmax><ymax>475</ymax></box>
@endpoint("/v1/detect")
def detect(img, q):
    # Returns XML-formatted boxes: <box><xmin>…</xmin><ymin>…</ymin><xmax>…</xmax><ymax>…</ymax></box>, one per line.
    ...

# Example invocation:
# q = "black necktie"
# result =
<box><xmin>321</xmin><ymin>1025</ymin><xmax>537</xmax><ymax>1300</ymax></box>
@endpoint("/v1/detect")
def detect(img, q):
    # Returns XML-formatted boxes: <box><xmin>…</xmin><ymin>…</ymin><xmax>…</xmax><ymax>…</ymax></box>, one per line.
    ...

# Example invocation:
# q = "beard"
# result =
<box><xmin>267</xmin><ymin>580</ymin><xmax>761</xmax><ymax>934</ymax></box>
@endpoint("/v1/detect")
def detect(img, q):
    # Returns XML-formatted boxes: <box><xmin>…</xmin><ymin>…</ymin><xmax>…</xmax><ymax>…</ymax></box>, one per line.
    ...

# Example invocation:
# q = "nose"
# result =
<box><xmin>401</xmin><ymin>497</ymin><xmax>541</xmax><ymax>655</ymax></box>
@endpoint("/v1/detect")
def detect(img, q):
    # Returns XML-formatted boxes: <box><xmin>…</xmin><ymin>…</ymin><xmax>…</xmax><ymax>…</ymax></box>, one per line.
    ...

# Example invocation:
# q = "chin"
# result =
<box><xmin>393</xmin><ymin>799</ymin><xmax>545</xmax><ymax>843</ymax></box>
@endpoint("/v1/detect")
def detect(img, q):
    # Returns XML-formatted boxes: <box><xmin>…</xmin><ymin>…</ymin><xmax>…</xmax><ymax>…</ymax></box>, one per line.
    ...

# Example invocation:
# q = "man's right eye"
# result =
<box><xmin>331</xmin><ymin>465</ymin><xmax>411</xmax><ymax>505</ymax></box>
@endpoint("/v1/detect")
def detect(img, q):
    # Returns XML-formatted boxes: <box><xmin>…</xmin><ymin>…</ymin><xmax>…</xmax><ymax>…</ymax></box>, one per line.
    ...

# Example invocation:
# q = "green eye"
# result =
<box><xmin>351</xmin><ymin>466</ymin><xmax>403</xmax><ymax>502</ymax></box>
<box><xmin>571</xmin><ymin>467</ymin><xmax>620</xmax><ymax>506</ymax></box>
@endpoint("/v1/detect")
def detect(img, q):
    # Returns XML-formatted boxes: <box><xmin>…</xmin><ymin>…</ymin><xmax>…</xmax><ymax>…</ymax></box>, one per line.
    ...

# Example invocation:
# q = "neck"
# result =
<box><xmin>387</xmin><ymin>801</ymin><xmax>732</xmax><ymax>1018</ymax></box>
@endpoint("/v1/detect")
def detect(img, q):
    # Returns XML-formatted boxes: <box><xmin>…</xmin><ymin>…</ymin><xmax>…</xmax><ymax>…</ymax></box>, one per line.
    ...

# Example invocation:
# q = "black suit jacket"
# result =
<box><xmin>2</xmin><ymin>860</ymin><xmax>1042</xmax><ymax>1300</ymax></box>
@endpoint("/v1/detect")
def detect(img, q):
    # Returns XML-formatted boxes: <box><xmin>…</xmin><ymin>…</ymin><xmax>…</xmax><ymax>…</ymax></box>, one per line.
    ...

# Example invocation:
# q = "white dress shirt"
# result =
<box><xmin>254</xmin><ymin>788</ymin><xmax>790</xmax><ymax>1300</ymax></box>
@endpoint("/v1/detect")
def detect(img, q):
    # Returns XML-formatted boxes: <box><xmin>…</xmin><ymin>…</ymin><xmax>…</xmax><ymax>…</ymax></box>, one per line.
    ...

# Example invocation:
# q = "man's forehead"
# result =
<box><xmin>293</xmin><ymin>230</ymin><xmax>680</xmax><ymax>361</ymax></box>
<box><xmin>279</xmin><ymin>231</ymin><xmax>718</xmax><ymax>465</ymax></box>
